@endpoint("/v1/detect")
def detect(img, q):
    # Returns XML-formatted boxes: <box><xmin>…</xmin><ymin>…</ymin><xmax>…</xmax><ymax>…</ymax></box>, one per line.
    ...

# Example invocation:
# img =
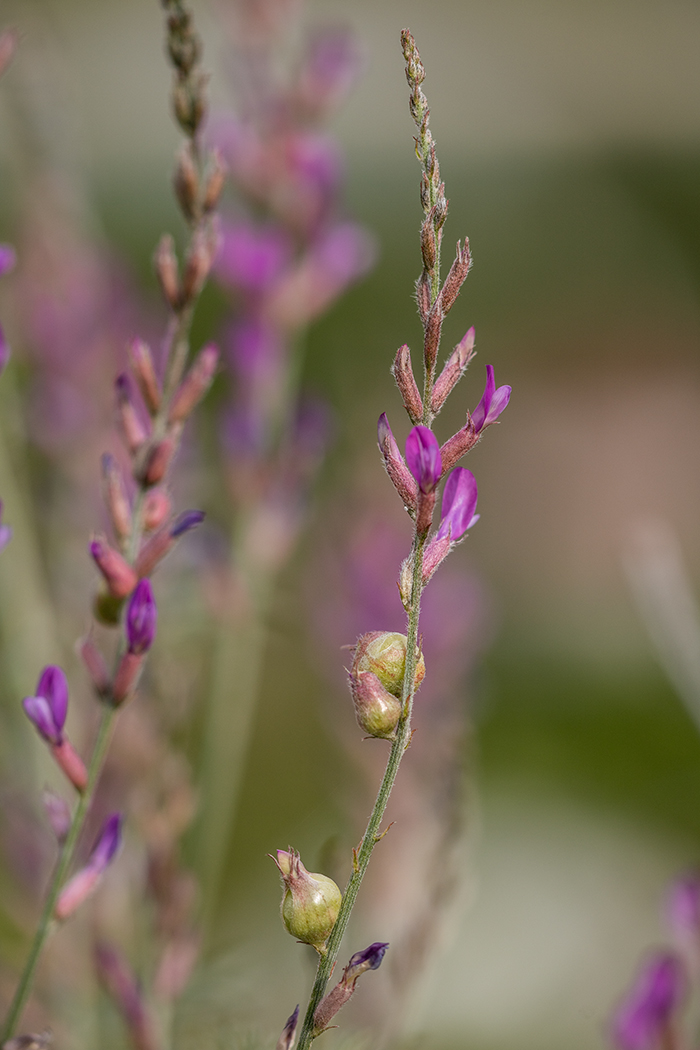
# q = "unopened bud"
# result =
<box><xmin>126</xmin><ymin>579</ymin><xmax>157</xmax><ymax>655</ymax></box>
<box><xmin>203</xmin><ymin>150</ymin><xmax>226</xmax><ymax>213</ymax></box>
<box><xmin>116</xmin><ymin>374</ymin><xmax>149</xmax><ymax>454</ymax></box>
<box><xmin>431</xmin><ymin>327</ymin><xmax>475</xmax><ymax>414</ymax></box>
<box><xmin>420</xmin><ymin>218</ymin><xmax>436</xmax><ymax>271</ymax></box>
<box><xmin>111</xmin><ymin>652</ymin><xmax>144</xmax><ymax>706</ymax></box>
<box><xmin>135</xmin><ymin>509</ymin><xmax>204</xmax><ymax>577</ymax></box>
<box><xmin>351</xmin><ymin>631</ymin><xmax>425</xmax><ymax>698</ymax></box>
<box><xmin>437</xmin><ymin>239</ymin><xmax>471</xmax><ymax>317</ymax></box>
<box><xmin>51</xmin><ymin>739</ymin><xmax>88</xmax><ymax>793</ymax></box>
<box><xmin>128</xmin><ymin>338</ymin><xmax>161</xmax><ymax>415</ymax></box>
<box><xmin>78</xmin><ymin>636</ymin><xmax>111</xmax><ymax>696</ymax></box>
<box><xmin>174</xmin><ymin>145</ymin><xmax>199</xmax><ymax>222</ymax></box>
<box><xmin>90</xmin><ymin>536</ymin><xmax>138</xmax><ymax>599</ymax></box>
<box><xmin>313</xmin><ymin>942</ymin><xmax>389</xmax><ymax>1035</ymax></box>
<box><xmin>141</xmin><ymin>438</ymin><xmax>176</xmax><ymax>487</ymax></box>
<box><xmin>391</xmin><ymin>345</ymin><xmax>423</xmax><ymax>424</ymax></box>
<box><xmin>377</xmin><ymin>413</ymin><xmax>417</xmax><ymax>513</ymax></box>
<box><xmin>276</xmin><ymin>1006</ymin><xmax>299</xmax><ymax>1050</ymax></box>
<box><xmin>143</xmin><ymin>489</ymin><xmax>171</xmax><ymax>531</ymax></box>
<box><xmin>271</xmin><ymin>849</ymin><xmax>341</xmax><ymax>953</ymax></box>
<box><xmin>349</xmin><ymin>671</ymin><xmax>402</xmax><ymax>740</ymax></box>
<box><xmin>55</xmin><ymin>814</ymin><xmax>122</xmax><ymax>920</ymax></box>
<box><xmin>168</xmin><ymin>343</ymin><xmax>218</xmax><ymax>423</ymax></box>
<box><xmin>155</xmin><ymin>234</ymin><xmax>181</xmax><ymax>310</ymax></box>
<box><xmin>101</xmin><ymin>454</ymin><xmax>132</xmax><ymax>540</ymax></box>
<box><xmin>181</xmin><ymin>229</ymin><xmax>213</xmax><ymax>303</ymax></box>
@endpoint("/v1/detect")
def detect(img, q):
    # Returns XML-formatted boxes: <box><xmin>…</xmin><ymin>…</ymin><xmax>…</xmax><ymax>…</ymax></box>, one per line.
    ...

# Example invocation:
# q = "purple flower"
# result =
<box><xmin>0</xmin><ymin>324</ymin><xmax>8</xmax><ymax>376</ymax></box>
<box><xmin>276</xmin><ymin>1005</ymin><xmax>300</xmax><ymax>1050</ymax></box>
<box><xmin>406</xmin><ymin>426</ymin><xmax>442</xmax><ymax>494</ymax></box>
<box><xmin>311</xmin><ymin>221</ymin><xmax>375</xmax><ymax>288</ymax></box>
<box><xmin>299</xmin><ymin>29</ymin><xmax>363</xmax><ymax>113</ymax></box>
<box><xmin>436</xmin><ymin>468</ymin><xmax>479</xmax><ymax>541</ymax></box>
<box><xmin>126</xmin><ymin>579</ymin><xmax>157</xmax><ymax>655</ymax></box>
<box><xmin>22</xmin><ymin>665</ymin><xmax>69</xmax><ymax>745</ymax></box>
<box><xmin>611</xmin><ymin>952</ymin><xmax>685</xmax><ymax>1050</ymax></box>
<box><xmin>470</xmin><ymin>365</ymin><xmax>511</xmax><ymax>432</ymax></box>
<box><xmin>215</xmin><ymin>221</ymin><xmax>290</xmax><ymax>293</ymax></box>
<box><xmin>171</xmin><ymin>510</ymin><xmax>206</xmax><ymax>539</ymax></box>
<box><xmin>346</xmin><ymin>942</ymin><xmax>389</xmax><ymax>980</ymax></box>
<box><xmin>0</xmin><ymin>499</ymin><xmax>11</xmax><ymax>551</ymax></box>
<box><xmin>667</xmin><ymin>873</ymin><xmax>700</xmax><ymax>941</ymax></box>
<box><xmin>89</xmin><ymin>813</ymin><xmax>122</xmax><ymax>873</ymax></box>
<box><xmin>227</xmin><ymin>318</ymin><xmax>282</xmax><ymax>381</ymax></box>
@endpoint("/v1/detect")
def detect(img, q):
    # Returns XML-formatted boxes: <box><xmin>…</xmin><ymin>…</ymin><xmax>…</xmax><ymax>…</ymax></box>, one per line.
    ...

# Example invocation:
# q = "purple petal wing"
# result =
<box><xmin>23</xmin><ymin>695</ymin><xmax>60</xmax><ymax>743</ymax></box>
<box><xmin>405</xmin><ymin>425</ymin><xmax>442</xmax><ymax>493</ymax></box>
<box><xmin>484</xmin><ymin>383</ymin><xmax>511</xmax><ymax>426</ymax></box>
<box><xmin>437</xmin><ymin>468</ymin><xmax>478</xmax><ymax>541</ymax></box>
<box><xmin>470</xmin><ymin>365</ymin><xmax>495</xmax><ymax>433</ymax></box>
<box><xmin>36</xmin><ymin>665</ymin><xmax>69</xmax><ymax>733</ymax></box>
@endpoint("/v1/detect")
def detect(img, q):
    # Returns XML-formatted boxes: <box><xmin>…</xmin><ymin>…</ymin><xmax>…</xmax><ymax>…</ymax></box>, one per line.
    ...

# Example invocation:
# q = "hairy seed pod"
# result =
<box><xmin>351</xmin><ymin>631</ymin><xmax>425</xmax><ymax>698</ymax></box>
<box><xmin>349</xmin><ymin>671</ymin><xmax>402</xmax><ymax>739</ymax></box>
<box><xmin>272</xmin><ymin>849</ymin><xmax>341</xmax><ymax>952</ymax></box>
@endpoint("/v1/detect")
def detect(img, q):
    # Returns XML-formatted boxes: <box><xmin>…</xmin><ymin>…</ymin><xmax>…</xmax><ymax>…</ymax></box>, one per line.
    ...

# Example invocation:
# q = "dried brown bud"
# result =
<box><xmin>168</xmin><ymin>342</ymin><xmax>219</xmax><ymax>423</ymax></box>
<box><xmin>128</xmin><ymin>338</ymin><xmax>161</xmax><ymax>415</ymax></box>
<box><xmin>436</xmin><ymin>239</ymin><xmax>471</xmax><ymax>317</ymax></box>
<box><xmin>174</xmin><ymin>146</ymin><xmax>199</xmax><ymax>222</ymax></box>
<box><xmin>313</xmin><ymin>983</ymin><xmax>354</xmax><ymax>1036</ymax></box>
<box><xmin>391</xmin><ymin>344</ymin><xmax>423</xmax><ymax>423</ymax></box>
<box><xmin>203</xmin><ymin>151</ymin><xmax>226</xmax><ymax>213</ymax></box>
<box><xmin>439</xmin><ymin>417</ymin><xmax>479</xmax><ymax>475</ymax></box>
<box><xmin>423</xmin><ymin>302</ymin><xmax>443</xmax><ymax>371</ymax></box>
<box><xmin>431</xmin><ymin>326</ymin><xmax>475</xmax><ymax>414</ymax></box>
<box><xmin>155</xmin><ymin>235</ymin><xmax>181</xmax><ymax>310</ymax></box>
<box><xmin>420</xmin><ymin>218</ymin><xmax>436</xmax><ymax>272</ymax></box>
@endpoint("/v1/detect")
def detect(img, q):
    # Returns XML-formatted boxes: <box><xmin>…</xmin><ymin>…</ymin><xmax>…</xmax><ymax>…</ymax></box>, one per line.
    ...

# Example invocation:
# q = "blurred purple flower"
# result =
<box><xmin>436</xmin><ymin>468</ymin><xmax>479</xmax><ymax>541</ymax></box>
<box><xmin>312</xmin><ymin>220</ymin><xmax>375</xmax><ymax>289</ymax></box>
<box><xmin>89</xmin><ymin>813</ymin><xmax>123</xmax><ymax>872</ymax></box>
<box><xmin>611</xmin><ymin>952</ymin><xmax>685</xmax><ymax>1050</ymax></box>
<box><xmin>471</xmin><ymin>365</ymin><xmax>511</xmax><ymax>433</ymax></box>
<box><xmin>406</xmin><ymin>426</ymin><xmax>442</xmax><ymax>494</ymax></box>
<box><xmin>227</xmin><ymin>317</ymin><xmax>282</xmax><ymax>380</ymax></box>
<box><xmin>0</xmin><ymin>499</ymin><xmax>11</xmax><ymax>551</ymax></box>
<box><xmin>667</xmin><ymin>873</ymin><xmax>700</xmax><ymax>941</ymax></box>
<box><xmin>0</xmin><ymin>243</ymin><xmax>16</xmax><ymax>276</ymax></box>
<box><xmin>215</xmin><ymin>221</ymin><xmax>290</xmax><ymax>292</ymax></box>
<box><xmin>298</xmin><ymin>28</ymin><xmax>363</xmax><ymax>114</ymax></box>
<box><xmin>171</xmin><ymin>510</ymin><xmax>206</xmax><ymax>539</ymax></box>
<box><xmin>55</xmin><ymin>813</ymin><xmax>123</xmax><ymax>920</ymax></box>
<box><xmin>22</xmin><ymin>665</ymin><xmax>69</xmax><ymax>745</ymax></box>
<box><xmin>126</xmin><ymin>579</ymin><xmax>157</xmax><ymax>655</ymax></box>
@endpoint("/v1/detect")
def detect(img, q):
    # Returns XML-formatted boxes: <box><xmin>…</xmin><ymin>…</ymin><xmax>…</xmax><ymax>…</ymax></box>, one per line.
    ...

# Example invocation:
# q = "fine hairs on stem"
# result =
<box><xmin>1</xmin><ymin>2</ymin><xmax>220</xmax><ymax>1042</ymax></box>
<box><xmin>279</xmin><ymin>29</ymin><xmax>511</xmax><ymax>1050</ymax></box>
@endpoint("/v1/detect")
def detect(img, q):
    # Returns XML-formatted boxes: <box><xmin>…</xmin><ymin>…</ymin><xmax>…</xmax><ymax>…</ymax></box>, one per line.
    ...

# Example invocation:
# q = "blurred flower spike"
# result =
<box><xmin>667</xmin><ymin>872</ymin><xmax>700</xmax><ymax>942</ymax></box>
<box><xmin>126</xmin><ymin>579</ymin><xmax>157</xmax><ymax>655</ymax></box>
<box><xmin>55</xmin><ymin>814</ymin><xmax>122</xmax><ymax>921</ymax></box>
<box><xmin>406</xmin><ymin>425</ymin><xmax>442</xmax><ymax>494</ymax></box>
<box><xmin>0</xmin><ymin>242</ymin><xmax>15</xmax><ymax>375</ymax></box>
<box><xmin>471</xmin><ymin>365</ymin><xmax>511</xmax><ymax>433</ymax></box>
<box><xmin>436</xmin><ymin>468</ymin><xmax>479</xmax><ymax>542</ymax></box>
<box><xmin>611</xmin><ymin>952</ymin><xmax>685</xmax><ymax>1050</ymax></box>
<box><xmin>0</xmin><ymin>499</ymin><xmax>12</xmax><ymax>552</ymax></box>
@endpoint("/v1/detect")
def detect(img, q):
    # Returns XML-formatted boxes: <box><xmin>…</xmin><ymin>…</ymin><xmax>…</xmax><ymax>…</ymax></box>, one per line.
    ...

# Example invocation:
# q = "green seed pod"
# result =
<box><xmin>351</xmin><ymin>631</ymin><xmax>425</xmax><ymax>698</ymax></box>
<box><xmin>272</xmin><ymin>849</ymin><xmax>342</xmax><ymax>953</ymax></box>
<box><xmin>349</xmin><ymin>671</ymin><xmax>402</xmax><ymax>740</ymax></box>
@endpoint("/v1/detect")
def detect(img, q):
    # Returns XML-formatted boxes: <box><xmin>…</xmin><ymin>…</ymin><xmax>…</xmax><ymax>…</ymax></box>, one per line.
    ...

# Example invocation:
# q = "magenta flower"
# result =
<box><xmin>471</xmin><ymin>365</ymin><xmax>511</xmax><ymax>432</ymax></box>
<box><xmin>215</xmin><ymin>221</ymin><xmax>290</xmax><ymax>293</ymax></box>
<box><xmin>126</xmin><ymin>579</ymin><xmax>157</xmax><ymax>655</ymax></box>
<box><xmin>436</xmin><ymin>468</ymin><xmax>479</xmax><ymax>541</ymax></box>
<box><xmin>406</xmin><ymin>426</ymin><xmax>442</xmax><ymax>494</ymax></box>
<box><xmin>22</xmin><ymin>665</ymin><xmax>69</xmax><ymax>745</ymax></box>
<box><xmin>611</xmin><ymin>952</ymin><xmax>685</xmax><ymax>1050</ymax></box>
<box><xmin>0</xmin><ymin>499</ymin><xmax>11</xmax><ymax>551</ymax></box>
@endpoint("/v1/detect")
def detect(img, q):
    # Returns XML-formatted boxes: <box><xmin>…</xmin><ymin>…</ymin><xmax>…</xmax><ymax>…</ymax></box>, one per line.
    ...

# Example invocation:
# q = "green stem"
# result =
<box><xmin>296</xmin><ymin>531</ymin><xmax>428</xmax><ymax>1050</ymax></box>
<box><xmin>1</xmin><ymin>704</ymin><xmax>116</xmax><ymax>1042</ymax></box>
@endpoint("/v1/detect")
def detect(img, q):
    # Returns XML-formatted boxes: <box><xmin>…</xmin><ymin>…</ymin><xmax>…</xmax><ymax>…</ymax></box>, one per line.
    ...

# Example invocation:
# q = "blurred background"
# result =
<box><xmin>1</xmin><ymin>1</ymin><xmax>700</xmax><ymax>1048</ymax></box>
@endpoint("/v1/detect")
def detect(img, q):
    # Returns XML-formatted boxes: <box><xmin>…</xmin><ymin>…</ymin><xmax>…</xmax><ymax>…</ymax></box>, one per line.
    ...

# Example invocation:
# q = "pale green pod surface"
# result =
<box><xmin>350</xmin><ymin>670</ymin><xmax>402</xmax><ymax>739</ymax></box>
<box><xmin>352</xmin><ymin>631</ymin><xmax>425</xmax><ymax>698</ymax></box>
<box><xmin>273</xmin><ymin>849</ymin><xmax>342</xmax><ymax>952</ymax></box>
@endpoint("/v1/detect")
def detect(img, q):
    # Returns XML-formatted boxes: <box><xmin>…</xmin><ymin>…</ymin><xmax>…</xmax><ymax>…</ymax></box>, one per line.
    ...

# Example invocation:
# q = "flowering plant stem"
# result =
<box><xmin>1</xmin><ymin>704</ymin><xmax>115</xmax><ymax>1043</ymax></box>
<box><xmin>296</xmin><ymin>531</ymin><xmax>428</xmax><ymax>1050</ymax></box>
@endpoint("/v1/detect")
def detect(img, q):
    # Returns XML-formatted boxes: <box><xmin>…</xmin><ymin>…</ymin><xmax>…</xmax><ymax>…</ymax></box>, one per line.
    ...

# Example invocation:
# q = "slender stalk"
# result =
<box><xmin>1</xmin><ymin>704</ymin><xmax>115</xmax><ymax>1042</ymax></box>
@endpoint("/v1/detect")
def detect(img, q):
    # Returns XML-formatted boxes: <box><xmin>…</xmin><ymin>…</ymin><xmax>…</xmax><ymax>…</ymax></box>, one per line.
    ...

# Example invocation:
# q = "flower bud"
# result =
<box><xmin>203</xmin><ymin>150</ymin><xmax>226</xmax><ymax>213</ymax></box>
<box><xmin>348</xmin><ymin>671</ymin><xmax>401</xmax><ymax>740</ymax></box>
<box><xmin>126</xmin><ymin>579</ymin><xmax>157</xmax><ymax>655</ymax></box>
<box><xmin>391</xmin><ymin>344</ymin><xmax>423</xmax><ymax>424</ymax></box>
<box><xmin>155</xmin><ymin>234</ymin><xmax>181</xmax><ymax>310</ymax></box>
<box><xmin>128</xmin><ymin>338</ymin><xmax>161</xmax><ymax>415</ymax></box>
<box><xmin>377</xmin><ymin>413</ymin><xmax>417</xmax><ymax>514</ymax></box>
<box><xmin>141</xmin><ymin>438</ymin><xmax>176</xmax><ymax>487</ymax></box>
<box><xmin>173</xmin><ymin>145</ymin><xmax>199</xmax><ymax>223</ymax></box>
<box><xmin>272</xmin><ymin>849</ymin><xmax>342</xmax><ymax>953</ymax></box>
<box><xmin>351</xmin><ymin>632</ymin><xmax>425</xmax><ymax>699</ymax></box>
<box><xmin>168</xmin><ymin>343</ymin><xmax>219</xmax><ymax>424</ymax></box>
<box><xmin>276</xmin><ymin>1005</ymin><xmax>299</xmax><ymax>1050</ymax></box>
<box><xmin>55</xmin><ymin>813</ymin><xmax>122</xmax><ymax>920</ymax></box>
<box><xmin>143</xmin><ymin>489</ymin><xmax>172</xmax><ymax>531</ymax></box>
<box><xmin>101</xmin><ymin>453</ymin><xmax>132</xmax><ymax>540</ymax></box>
<box><xmin>90</xmin><ymin>536</ymin><xmax>138</xmax><ymax>599</ymax></box>
<box><xmin>116</xmin><ymin>374</ymin><xmax>149</xmax><ymax>454</ymax></box>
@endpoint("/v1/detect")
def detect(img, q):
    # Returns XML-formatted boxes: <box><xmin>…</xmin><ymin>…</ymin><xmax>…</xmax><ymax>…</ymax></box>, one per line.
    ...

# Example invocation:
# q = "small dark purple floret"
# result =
<box><xmin>348</xmin><ymin>941</ymin><xmax>389</xmax><ymax>972</ymax></box>
<box><xmin>170</xmin><ymin>509</ymin><xmax>205</xmax><ymax>538</ymax></box>
<box><xmin>126</xmin><ymin>579</ymin><xmax>157</xmax><ymax>655</ymax></box>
